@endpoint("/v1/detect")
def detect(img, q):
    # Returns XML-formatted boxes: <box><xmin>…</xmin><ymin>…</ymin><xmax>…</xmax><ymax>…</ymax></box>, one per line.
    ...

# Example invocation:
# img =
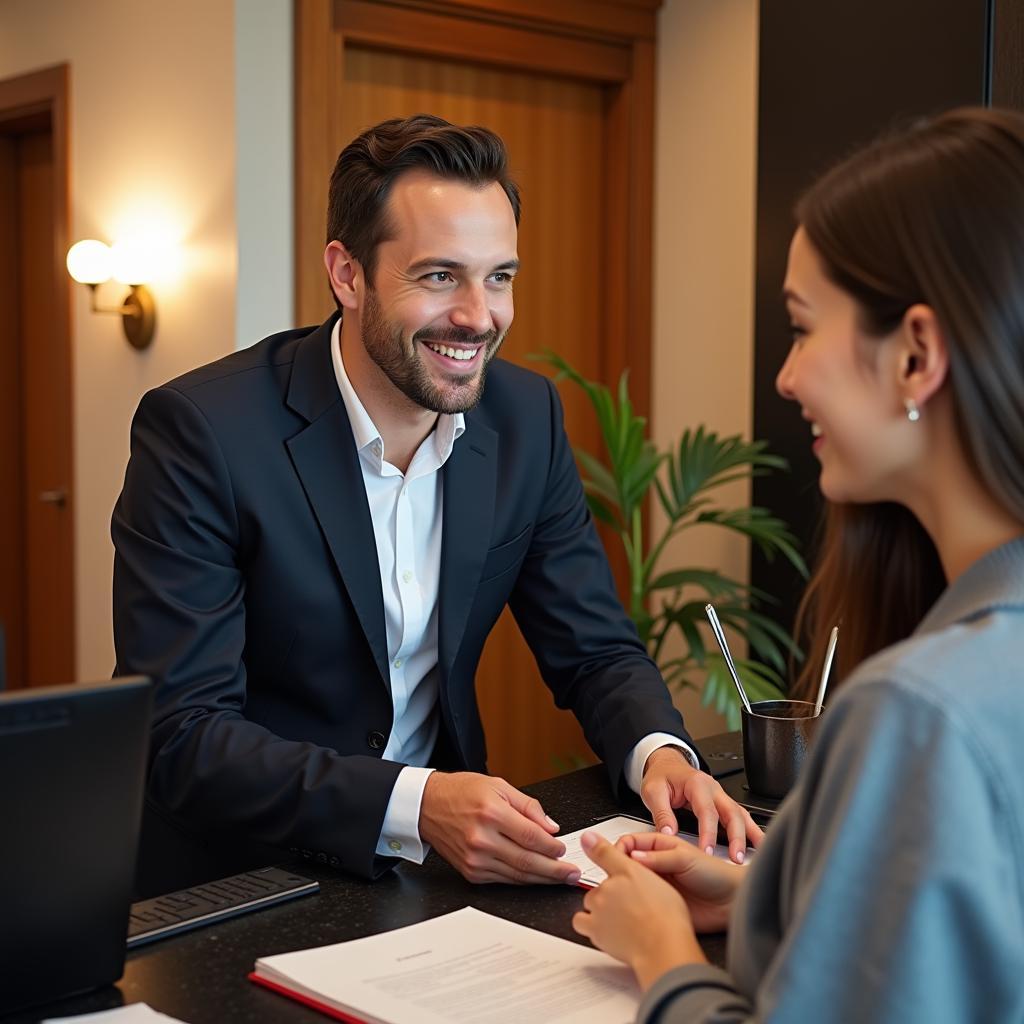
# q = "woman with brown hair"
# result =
<box><xmin>570</xmin><ymin>107</ymin><xmax>1024</xmax><ymax>1022</ymax></box>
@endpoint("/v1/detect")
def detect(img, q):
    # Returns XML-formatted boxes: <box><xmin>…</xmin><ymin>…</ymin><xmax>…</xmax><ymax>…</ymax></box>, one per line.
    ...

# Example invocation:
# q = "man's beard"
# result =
<box><xmin>360</xmin><ymin>287</ymin><xmax>506</xmax><ymax>414</ymax></box>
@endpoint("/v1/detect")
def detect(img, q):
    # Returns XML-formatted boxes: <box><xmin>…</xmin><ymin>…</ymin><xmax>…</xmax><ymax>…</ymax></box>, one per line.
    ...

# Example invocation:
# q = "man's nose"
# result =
<box><xmin>449</xmin><ymin>284</ymin><xmax>494</xmax><ymax>336</ymax></box>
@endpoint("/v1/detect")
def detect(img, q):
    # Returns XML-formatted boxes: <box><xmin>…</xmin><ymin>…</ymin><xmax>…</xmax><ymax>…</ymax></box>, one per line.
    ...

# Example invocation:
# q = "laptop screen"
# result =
<box><xmin>0</xmin><ymin>676</ymin><xmax>152</xmax><ymax>1014</ymax></box>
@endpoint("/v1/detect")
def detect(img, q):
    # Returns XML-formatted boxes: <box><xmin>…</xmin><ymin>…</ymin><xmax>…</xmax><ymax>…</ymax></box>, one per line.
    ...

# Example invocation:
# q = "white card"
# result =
<box><xmin>558</xmin><ymin>814</ymin><xmax>735</xmax><ymax>887</ymax></box>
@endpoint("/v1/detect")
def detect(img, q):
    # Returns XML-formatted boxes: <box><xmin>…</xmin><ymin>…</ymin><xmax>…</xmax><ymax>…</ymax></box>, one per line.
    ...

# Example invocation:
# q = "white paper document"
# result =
<box><xmin>252</xmin><ymin>905</ymin><xmax>639</xmax><ymax>1024</ymax></box>
<box><xmin>559</xmin><ymin>814</ymin><xmax>734</xmax><ymax>887</ymax></box>
<box><xmin>42</xmin><ymin>1005</ymin><xmax>187</xmax><ymax>1023</ymax></box>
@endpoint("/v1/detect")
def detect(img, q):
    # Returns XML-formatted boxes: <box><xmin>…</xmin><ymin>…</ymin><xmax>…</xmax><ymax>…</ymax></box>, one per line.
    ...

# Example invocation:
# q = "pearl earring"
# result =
<box><xmin>905</xmin><ymin>398</ymin><xmax>920</xmax><ymax>422</ymax></box>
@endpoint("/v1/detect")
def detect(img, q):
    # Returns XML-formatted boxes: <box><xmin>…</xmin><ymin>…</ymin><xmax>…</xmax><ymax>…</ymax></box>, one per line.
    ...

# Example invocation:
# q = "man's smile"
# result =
<box><xmin>422</xmin><ymin>341</ymin><xmax>481</xmax><ymax>362</ymax></box>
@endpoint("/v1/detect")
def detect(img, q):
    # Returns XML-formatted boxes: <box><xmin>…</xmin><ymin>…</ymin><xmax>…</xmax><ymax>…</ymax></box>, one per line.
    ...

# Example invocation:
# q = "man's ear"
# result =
<box><xmin>324</xmin><ymin>241</ymin><xmax>362</xmax><ymax>311</ymax></box>
<box><xmin>899</xmin><ymin>303</ymin><xmax>950</xmax><ymax>409</ymax></box>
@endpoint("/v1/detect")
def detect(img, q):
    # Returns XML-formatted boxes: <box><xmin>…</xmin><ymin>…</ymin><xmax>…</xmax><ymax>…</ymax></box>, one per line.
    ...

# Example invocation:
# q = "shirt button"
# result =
<box><xmin>388</xmin><ymin>840</ymin><xmax>403</xmax><ymax>853</ymax></box>
<box><xmin>393</xmin><ymin>658</ymin><xmax>403</xmax><ymax>669</ymax></box>
<box><xmin>402</xmin><ymin>570</ymin><xmax>413</xmax><ymax>584</ymax></box>
<box><xmin>367</xmin><ymin>731</ymin><xmax>386</xmax><ymax>750</ymax></box>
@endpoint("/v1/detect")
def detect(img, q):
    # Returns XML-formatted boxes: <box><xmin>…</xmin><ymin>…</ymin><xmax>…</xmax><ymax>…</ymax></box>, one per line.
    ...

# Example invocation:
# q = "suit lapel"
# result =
<box><xmin>284</xmin><ymin>317</ymin><xmax>390</xmax><ymax>689</ymax></box>
<box><xmin>439</xmin><ymin>417</ymin><xmax>498</xmax><ymax>679</ymax></box>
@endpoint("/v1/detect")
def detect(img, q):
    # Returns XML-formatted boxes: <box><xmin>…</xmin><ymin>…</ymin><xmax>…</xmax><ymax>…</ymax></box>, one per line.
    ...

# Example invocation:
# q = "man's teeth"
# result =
<box><xmin>425</xmin><ymin>342</ymin><xmax>479</xmax><ymax>361</ymax></box>
<box><xmin>811</xmin><ymin>422</ymin><xmax>823</xmax><ymax>438</ymax></box>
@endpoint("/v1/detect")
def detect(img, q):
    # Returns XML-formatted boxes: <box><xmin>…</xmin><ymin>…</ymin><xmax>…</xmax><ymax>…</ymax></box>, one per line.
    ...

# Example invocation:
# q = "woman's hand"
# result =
<box><xmin>615</xmin><ymin>831</ymin><xmax>745</xmax><ymax>934</ymax></box>
<box><xmin>572</xmin><ymin>833</ymin><xmax>707</xmax><ymax>990</ymax></box>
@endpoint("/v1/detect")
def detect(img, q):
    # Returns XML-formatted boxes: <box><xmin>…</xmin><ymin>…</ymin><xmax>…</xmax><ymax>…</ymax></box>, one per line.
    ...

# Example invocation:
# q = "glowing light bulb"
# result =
<box><xmin>66</xmin><ymin>240</ymin><xmax>113</xmax><ymax>284</ymax></box>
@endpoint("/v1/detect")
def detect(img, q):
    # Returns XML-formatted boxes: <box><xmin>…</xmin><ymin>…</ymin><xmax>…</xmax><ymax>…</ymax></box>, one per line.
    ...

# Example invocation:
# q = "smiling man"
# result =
<box><xmin>113</xmin><ymin>115</ymin><xmax>760</xmax><ymax>898</ymax></box>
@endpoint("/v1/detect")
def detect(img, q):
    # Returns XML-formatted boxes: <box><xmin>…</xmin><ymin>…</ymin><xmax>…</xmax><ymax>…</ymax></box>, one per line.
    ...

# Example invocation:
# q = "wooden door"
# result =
<box><xmin>0</xmin><ymin>66</ymin><xmax>74</xmax><ymax>689</ymax></box>
<box><xmin>296</xmin><ymin>1</ymin><xmax>660</xmax><ymax>784</ymax></box>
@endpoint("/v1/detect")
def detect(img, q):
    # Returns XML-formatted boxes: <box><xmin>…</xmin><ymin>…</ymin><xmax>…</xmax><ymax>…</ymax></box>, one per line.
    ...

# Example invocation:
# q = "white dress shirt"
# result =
<box><xmin>331</xmin><ymin>322</ymin><xmax>698</xmax><ymax>864</ymax></box>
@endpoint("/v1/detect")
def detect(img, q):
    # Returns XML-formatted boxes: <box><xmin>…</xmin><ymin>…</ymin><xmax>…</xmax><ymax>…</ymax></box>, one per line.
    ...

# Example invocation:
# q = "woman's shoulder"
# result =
<box><xmin>843</xmin><ymin>601</ymin><xmax>1021</xmax><ymax>717</ymax></box>
<box><xmin>815</xmin><ymin>604</ymin><xmax>1024</xmax><ymax>829</ymax></box>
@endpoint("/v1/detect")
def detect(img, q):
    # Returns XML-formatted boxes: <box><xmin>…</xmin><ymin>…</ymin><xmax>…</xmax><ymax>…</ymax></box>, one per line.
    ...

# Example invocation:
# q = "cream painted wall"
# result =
<box><xmin>0</xmin><ymin>0</ymin><xmax>237</xmax><ymax>678</ymax></box>
<box><xmin>653</xmin><ymin>0</ymin><xmax>760</xmax><ymax>736</ymax></box>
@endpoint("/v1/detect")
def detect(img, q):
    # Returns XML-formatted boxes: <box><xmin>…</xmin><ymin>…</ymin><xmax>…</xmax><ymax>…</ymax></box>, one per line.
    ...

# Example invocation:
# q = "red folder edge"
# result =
<box><xmin>248</xmin><ymin>971</ymin><xmax>369</xmax><ymax>1024</ymax></box>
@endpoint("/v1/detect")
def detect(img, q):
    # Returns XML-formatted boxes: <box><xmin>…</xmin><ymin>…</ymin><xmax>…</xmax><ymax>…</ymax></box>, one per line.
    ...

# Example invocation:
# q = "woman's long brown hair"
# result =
<box><xmin>788</xmin><ymin>108</ymin><xmax>1024</xmax><ymax>699</ymax></box>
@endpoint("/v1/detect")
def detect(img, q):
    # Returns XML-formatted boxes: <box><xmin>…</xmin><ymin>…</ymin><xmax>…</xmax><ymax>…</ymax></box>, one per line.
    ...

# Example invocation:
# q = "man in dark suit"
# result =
<box><xmin>113</xmin><ymin>115</ymin><xmax>760</xmax><ymax>897</ymax></box>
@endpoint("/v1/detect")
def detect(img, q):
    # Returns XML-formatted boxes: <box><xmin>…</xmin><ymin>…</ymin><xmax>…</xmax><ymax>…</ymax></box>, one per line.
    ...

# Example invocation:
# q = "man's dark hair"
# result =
<box><xmin>326</xmin><ymin>113</ymin><xmax>521</xmax><ymax>282</ymax></box>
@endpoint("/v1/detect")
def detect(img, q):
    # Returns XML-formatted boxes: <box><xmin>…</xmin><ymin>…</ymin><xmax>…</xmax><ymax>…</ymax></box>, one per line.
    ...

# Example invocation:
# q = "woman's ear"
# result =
<box><xmin>324</xmin><ymin>241</ymin><xmax>362</xmax><ymax>311</ymax></box>
<box><xmin>899</xmin><ymin>303</ymin><xmax>950</xmax><ymax>409</ymax></box>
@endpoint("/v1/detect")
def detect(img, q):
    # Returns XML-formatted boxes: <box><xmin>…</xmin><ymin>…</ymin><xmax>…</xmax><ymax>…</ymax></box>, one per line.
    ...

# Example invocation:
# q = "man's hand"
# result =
<box><xmin>572</xmin><ymin>833</ymin><xmax>706</xmax><ymax>990</ymax></box>
<box><xmin>419</xmin><ymin>771</ymin><xmax>581</xmax><ymax>885</ymax></box>
<box><xmin>640</xmin><ymin>747</ymin><xmax>762</xmax><ymax>863</ymax></box>
<box><xmin>615</xmin><ymin>831</ymin><xmax>743</xmax><ymax>933</ymax></box>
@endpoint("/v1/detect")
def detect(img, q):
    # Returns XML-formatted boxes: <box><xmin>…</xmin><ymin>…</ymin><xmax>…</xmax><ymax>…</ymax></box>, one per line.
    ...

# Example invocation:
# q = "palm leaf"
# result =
<box><xmin>534</xmin><ymin>349</ymin><xmax>805</xmax><ymax>725</ymax></box>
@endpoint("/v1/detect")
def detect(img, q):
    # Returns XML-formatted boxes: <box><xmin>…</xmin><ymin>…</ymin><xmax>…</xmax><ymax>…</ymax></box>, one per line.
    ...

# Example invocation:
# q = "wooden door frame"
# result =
<box><xmin>991</xmin><ymin>0</ymin><xmax>1024</xmax><ymax>110</ymax></box>
<box><xmin>0</xmin><ymin>63</ymin><xmax>74</xmax><ymax>685</ymax></box>
<box><xmin>294</xmin><ymin>0</ymin><xmax>660</xmax><ymax>418</ymax></box>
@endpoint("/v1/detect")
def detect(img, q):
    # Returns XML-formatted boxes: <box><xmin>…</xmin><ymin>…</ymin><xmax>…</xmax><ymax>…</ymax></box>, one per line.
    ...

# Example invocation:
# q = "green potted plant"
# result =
<box><xmin>539</xmin><ymin>351</ymin><xmax>807</xmax><ymax>729</ymax></box>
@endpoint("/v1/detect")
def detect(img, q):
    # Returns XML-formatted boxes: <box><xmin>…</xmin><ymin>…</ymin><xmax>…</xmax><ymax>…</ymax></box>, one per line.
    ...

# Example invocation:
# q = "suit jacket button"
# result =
<box><xmin>367</xmin><ymin>731</ymin><xmax>386</xmax><ymax>750</ymax></box>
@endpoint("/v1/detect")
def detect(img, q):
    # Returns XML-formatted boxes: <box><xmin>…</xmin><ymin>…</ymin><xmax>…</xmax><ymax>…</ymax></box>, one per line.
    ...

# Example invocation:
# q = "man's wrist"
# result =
<box><xmin>643</xmin><ymin>744</ymin><xmax>696</xmax><ymax>777</ymax></box>
<box><xmin>625</xmin><ymin>734</ymin><xmax>700</xmax><ymax>794</ymax></box>
<box><xmin>376</xmin><ymin>765</ymin><xmax>435</xmax><ymax>863</ymax></box>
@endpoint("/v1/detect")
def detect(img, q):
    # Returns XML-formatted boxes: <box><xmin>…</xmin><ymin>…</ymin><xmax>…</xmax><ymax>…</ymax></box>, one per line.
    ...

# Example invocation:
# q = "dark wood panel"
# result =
<box><xmin>384</xmin><ymin>0</ymin><xmax>658</xmax><ymax>40</ymax></box>
<box><xmin>0</xmin><ymin>135</ymin><xmax>25</xmax><ymax>688</ymax></box>
<box><xmin>992</xmin><ymin>0</ymin><xmax>1024</xmax><ymax>110</ymax></box>
<box><xmin>750</xmin><ymin>0</ymin><xmax>991</xmax><ymax>637</ymax></box>
<box><xmin>335</xmin><ymin>0</ymin><xmax>632</xmax><ymax>82</ymax></box>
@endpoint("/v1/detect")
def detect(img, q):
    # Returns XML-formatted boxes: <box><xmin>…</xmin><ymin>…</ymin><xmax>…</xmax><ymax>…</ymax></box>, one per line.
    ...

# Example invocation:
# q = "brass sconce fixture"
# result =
<box><xmin>66</xmin><ymin>239</ymin><xmax>157</xmax><ymax>350</ymax></box>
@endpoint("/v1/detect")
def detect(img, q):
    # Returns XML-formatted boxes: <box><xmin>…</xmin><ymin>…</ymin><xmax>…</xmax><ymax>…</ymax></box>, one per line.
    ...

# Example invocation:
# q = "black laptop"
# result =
<box><xmin>0</xmin><ymin>676</ymin><xmax>152</xmax><ymax>1015</ymax></box>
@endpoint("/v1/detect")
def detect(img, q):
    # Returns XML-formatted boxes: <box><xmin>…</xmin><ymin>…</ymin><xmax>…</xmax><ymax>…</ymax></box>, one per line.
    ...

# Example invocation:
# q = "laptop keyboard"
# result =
<box><xmin>127</xmin><ymin>866</ymin><xmax>319</xmax><ymax>948</ymax></box>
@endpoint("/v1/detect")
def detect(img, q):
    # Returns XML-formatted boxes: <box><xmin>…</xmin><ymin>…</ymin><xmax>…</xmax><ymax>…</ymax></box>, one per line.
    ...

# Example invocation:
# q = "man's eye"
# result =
<box><xmin>490</xmin><ymin>272</ymin><xmax>512</xmax><ymax>284</ymax></box>
<box><xmin>424</xmin><ymin>271</ymin><xmax>453</xmax><ymax>283</ymax></box>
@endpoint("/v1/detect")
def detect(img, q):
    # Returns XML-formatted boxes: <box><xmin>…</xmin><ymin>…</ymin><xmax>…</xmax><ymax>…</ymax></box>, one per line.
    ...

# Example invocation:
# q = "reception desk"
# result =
<box><xmin>5</xmin><ymin>764</ymin><xmax>732</xmax><ymax>1024</ymax></box>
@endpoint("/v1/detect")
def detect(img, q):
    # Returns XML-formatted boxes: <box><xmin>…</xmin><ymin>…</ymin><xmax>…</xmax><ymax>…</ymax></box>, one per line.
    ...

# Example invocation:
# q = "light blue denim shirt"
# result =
<box><xmin>640</xmin><ymin>536</ymin><xmax>1024</xmax><ymax>1023</ymax></box>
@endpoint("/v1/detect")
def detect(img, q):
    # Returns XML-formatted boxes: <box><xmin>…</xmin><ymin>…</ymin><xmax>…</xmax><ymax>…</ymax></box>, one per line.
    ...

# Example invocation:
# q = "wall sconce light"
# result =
<box><xmin>66</xmin><ymin>239</ymin><xmax>157</xmax><ymax>350</ymax></box>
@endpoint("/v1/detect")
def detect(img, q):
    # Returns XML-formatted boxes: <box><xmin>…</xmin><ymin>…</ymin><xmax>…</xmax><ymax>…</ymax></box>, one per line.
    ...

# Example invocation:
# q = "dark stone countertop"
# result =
<box><xmin>4</xmin><ymin>764</ymin><xmax>730</xmax><ymax>1024</ymax></box>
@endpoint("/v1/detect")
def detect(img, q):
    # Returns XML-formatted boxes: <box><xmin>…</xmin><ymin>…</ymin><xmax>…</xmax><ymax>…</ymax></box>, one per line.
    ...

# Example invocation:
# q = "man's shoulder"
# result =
<box><xmin>477</xmin><ymin>358</ymin><xmax>553</xmax><ymax>414</ymax></box>
<box><xmin>161</xmin><ymin>323</ymin><xmax>320</xmax><ymax>399</ymax></box>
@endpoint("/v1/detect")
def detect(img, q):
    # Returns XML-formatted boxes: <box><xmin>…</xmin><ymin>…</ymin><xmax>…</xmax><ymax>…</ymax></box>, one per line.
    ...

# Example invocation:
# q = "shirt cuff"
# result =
<box><xmin>375</xmin><ymin>765</ymin><xmax>436</xmax><ymax>864</ymax></box>
<box><xmin>625</xmin><ymin>733</ymin><xmax>701</xmax><ymax>794</ymax></box>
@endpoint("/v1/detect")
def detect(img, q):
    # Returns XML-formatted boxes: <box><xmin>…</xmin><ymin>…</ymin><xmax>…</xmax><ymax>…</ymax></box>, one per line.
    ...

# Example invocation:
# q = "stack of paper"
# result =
<box><xmin>251</xmin><ymin>906</ymin><xmax>639</xmax><ymax>1023</ymax></box>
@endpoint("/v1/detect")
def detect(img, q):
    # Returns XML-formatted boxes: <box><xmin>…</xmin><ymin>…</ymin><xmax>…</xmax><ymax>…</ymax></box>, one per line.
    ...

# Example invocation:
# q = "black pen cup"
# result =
<box><xmin>741</xmin><ymin>699</ymin><xmax>820</xmax><ymax>800</ymax></box>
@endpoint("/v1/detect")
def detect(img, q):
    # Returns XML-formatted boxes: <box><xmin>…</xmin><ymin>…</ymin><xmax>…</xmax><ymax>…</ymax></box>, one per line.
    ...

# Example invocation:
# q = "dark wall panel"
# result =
<box><xmin>750</xmin><ymin>0</ymin><xmax>990</xmax><ymax>641</ymax></box>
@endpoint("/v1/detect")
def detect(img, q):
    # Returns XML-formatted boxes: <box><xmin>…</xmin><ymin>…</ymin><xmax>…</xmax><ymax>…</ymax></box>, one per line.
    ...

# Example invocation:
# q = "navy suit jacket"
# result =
<box><xmin>112</xmin><ymin>315</ymin><xmax>693</xmax><ymax>894</ymax></box>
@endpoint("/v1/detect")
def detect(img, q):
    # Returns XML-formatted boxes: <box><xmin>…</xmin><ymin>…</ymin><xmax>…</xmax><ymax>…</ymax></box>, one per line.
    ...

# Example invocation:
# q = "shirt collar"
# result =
<box><xmin>915</xmin><ymin>534</ymin><xmax>1024</xmax><ymax>636</ymax></box>
<box><xmin>330</xmin><ymin>318</ymin><xmax>465</xmax><ymax>471</ymax></box>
